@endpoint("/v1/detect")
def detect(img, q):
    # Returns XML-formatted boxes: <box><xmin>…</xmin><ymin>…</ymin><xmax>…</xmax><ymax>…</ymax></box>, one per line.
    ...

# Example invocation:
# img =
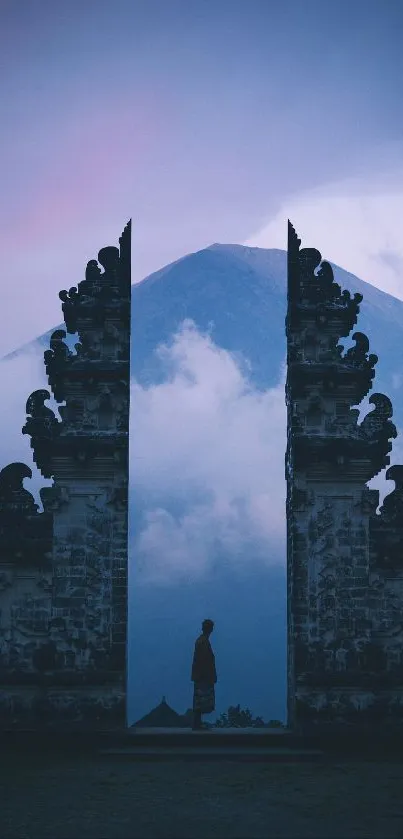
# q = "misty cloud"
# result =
<box><xmin>246</xmin><ymin>172</ymin><xmax>403</xmax><ymax>301</ymax></box>
<box><xmin>2</xmin><ymin>319</ymin><xmax>403</xmax><ymax>586</ymax></box>
<box><xmin>131</xmin><ymin>321</ymin><xmax>287</xmax><ymax>585</ymax></box>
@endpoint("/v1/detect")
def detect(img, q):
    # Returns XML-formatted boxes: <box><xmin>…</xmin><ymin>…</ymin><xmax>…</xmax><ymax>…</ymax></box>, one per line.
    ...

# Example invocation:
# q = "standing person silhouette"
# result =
<box><xmin>191</xmin><ymin>619</ymin><xmax>217</xmax><ymax>730</ymax></box>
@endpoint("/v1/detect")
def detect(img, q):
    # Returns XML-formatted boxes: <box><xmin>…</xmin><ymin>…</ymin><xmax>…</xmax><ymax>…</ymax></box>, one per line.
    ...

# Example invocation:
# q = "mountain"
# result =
<box><xmin>3</xmin><ymin>243</ymin><xmax>403</xmax><ymax>726</ymax></box>
<box><xmin>6</xmin><ymin>243</ymin><xmax>403</xmax><ymax>398</ymax></box>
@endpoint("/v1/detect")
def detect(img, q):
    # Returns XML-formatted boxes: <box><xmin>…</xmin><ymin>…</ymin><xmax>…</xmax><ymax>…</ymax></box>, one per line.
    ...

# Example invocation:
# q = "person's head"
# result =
<box><xmin>202</xmin><ymin>619</ymin><xmax>214</xmax><ymax>637</ymax></box>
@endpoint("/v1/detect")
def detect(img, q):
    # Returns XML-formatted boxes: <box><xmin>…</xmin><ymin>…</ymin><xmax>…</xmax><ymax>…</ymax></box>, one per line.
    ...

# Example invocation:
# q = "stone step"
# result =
<box><xmin>99</xmin><ymin>745</ymin><xmax>324</xmax><ymax>762</ymax></box>
<box><xmin>1</xmin><ymin>726</ymin><xmax>310</xmax><ymax>753</ymax></box>
<box><xmin>124</xmin><ymin>727</ymin><xmax>311</xmax><ymax>750</ymax></box>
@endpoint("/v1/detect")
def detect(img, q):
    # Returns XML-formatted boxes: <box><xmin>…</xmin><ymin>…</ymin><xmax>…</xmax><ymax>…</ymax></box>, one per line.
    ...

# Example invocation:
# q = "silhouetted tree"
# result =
<box><xmin>213</xmin><ymin>704</ymin><xmax>266</xmax><ymax>728</ymax></box>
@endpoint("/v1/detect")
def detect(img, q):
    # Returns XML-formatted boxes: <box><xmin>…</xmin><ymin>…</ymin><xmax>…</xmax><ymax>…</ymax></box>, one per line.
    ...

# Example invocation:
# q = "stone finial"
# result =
<box><xmin>97</xmin><ymin>246</ymin><xmax>120</xmax><ymax>272</ymax></box>
<box><xmin>0</xmin><ymin>462</ymin><xmax>35</xmax><ymax>502</ymax></box>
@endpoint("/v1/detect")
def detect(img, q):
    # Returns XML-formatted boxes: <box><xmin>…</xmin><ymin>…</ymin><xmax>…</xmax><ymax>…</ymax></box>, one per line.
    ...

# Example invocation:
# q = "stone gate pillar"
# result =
<box><xmin>0</xmin><ymin>221</ymin><xmax>131</xmax><ymax>728</ymax></box>
<box><xmin>285</xmin><ymin>221</ymin><xmax>397</xmax><ymax>732</ymax></box>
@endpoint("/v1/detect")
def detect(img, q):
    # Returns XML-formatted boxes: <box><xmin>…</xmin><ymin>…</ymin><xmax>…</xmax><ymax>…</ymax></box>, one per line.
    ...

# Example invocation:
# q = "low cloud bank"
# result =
<box><xmin>0</xmin><ymin>321</ymin><xmax>402</xmax><ymax>584</ymax></box>
<box><xmin>130</xmin><ymin>321</ymin><xmax>287</xmax><ymax>585</ymax></box>
<box><xmin>246</xmin><ymin>173</ymin><xmax>403</xmax><ymax>301</ymax></box>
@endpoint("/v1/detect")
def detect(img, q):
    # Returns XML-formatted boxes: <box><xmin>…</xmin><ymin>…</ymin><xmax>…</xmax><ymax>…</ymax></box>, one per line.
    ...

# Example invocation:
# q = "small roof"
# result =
<box><xmin>132</xmin><ymin>696</ymin><xmax>185</xmax><ymax>728</ymax></box>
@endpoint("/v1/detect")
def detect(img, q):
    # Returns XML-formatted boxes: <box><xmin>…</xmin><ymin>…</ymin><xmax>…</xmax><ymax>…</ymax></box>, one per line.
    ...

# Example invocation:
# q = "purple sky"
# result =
<box><xmin>1</xmin><ymin>0</ymin><xmax>403</xmax><ymax>355</ymax></box>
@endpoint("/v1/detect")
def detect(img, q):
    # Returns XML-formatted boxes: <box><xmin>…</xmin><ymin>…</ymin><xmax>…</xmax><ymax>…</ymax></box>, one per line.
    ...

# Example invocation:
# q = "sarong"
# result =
<box><xmin>193</xmin><ymin>681</ymin><xmax>215</xmax><ymax>714</ymax></box>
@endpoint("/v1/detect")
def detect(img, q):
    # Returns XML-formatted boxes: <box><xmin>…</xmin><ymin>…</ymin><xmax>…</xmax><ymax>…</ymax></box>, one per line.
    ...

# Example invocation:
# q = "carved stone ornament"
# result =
<box><xmin>22</xmin><ymin>389</ymin><xmax>60</xmax><ymax>478</ymax></box>
<box><xmin>44</xmin><ymin>329</ymin><xmax>71</xmax><ymax>403</ymax></box>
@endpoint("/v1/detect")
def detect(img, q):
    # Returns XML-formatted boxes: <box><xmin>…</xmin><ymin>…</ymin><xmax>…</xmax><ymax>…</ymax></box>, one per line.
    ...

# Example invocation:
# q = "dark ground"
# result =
<box><xmin>1</xmin><ymin>750</ymin><xmax>403</xmax><ymax>838</ymax></box>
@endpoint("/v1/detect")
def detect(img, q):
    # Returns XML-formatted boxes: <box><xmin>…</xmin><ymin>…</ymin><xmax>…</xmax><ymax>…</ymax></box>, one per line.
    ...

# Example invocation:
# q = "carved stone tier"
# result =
<box><xmin>286</xmin><ymin>220</ymin><xmax>403</xmax><ymax>732</ymax></box>
<box><xmin>287</xmin><ymin>357</ymin><xmax>377</xmax><ymax>405</ymax></box>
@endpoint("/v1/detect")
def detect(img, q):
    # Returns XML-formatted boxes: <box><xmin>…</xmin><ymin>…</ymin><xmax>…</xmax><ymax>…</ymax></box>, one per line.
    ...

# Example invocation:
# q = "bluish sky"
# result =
<box><xmin>1</xmin><ymin>0</ymin><xmax>403</xmax><ymax>354</ymax></box>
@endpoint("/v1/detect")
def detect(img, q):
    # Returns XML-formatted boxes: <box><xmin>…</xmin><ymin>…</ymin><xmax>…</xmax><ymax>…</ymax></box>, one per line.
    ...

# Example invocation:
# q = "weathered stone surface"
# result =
<box><xmin>0</xmin><ymin>222</ymin><xmax>131</xmax><ymax>728</ymax></box>
<box><xmin>286</xmin><ymin>220</ymin><xmax>403</xmax><ymax>731</ymax></box>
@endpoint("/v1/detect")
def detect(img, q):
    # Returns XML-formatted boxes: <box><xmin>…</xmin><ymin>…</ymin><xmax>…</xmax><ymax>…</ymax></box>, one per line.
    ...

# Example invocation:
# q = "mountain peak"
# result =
<box><xmin>4</xmin><ymin>245</ymin><xmax>403</xmax><ymax>391</ymax></box>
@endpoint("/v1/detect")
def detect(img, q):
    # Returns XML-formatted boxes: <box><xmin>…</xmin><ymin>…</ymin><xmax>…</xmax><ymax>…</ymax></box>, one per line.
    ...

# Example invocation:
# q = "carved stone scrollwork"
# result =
<box><xmin>44</xmin><ymin>329</ymin><xmax>71</xmax><ymax>402</ymax></box>
<box><xmin>299</xmin><ymin>247</ymin><xmax>321</xmax><ymax>277</ymax></box>
<box><xmin>290</xmin><ymin>234</ymin><xmax>363</xmax><ymax>336</ymax></box>
<box><xmin>325</xmin><ymin>393</ymin><xmax>396</xmax><ymax>479</ymax></box>
<box><xmin>59</xmin><ymin>246</ymin><xmax>121</xmax><ymax>338</ymax></box>
<box><xmin>0</xmin><ymin>462</ymin><xmax>38</xmax><ymax>513</ymax></box>
<box><xmin>316</xmin><ymin>261</ymin><xmax>342</xmax><ymax>303</ymax></box>
<box><xmin>341</xmin><ymin>333</ymin><xmax>378</xmax><ymax>402</ymax></box>
<box><xmin>344</xmin><ymin>332</ymin><xmax>370</xmax><ymax>365</ymax></box>
<box><xmin>85</xmin><ymin>258</ymin><xmax>102</xmax><ymax>286</ymax></box>
<box><xmin>58</xmin><ymin>287</ymin><xmax>79</xmax><ymax>334</ymax></box>
<box><xmin>378</xmin><ymin>465</ymin><xmax>403</xmax><ymax>524</ymax></box>
<box><xmin>298</xmin><ymin>248</ymin><xmax>323</xmax><ymax>304</ymax></box>
<box><xmin>360</xmin><ymin>393</ymin><xmax>395</xmax><ymax>438</ymax></box>
<box><xmin>22</xmin><ymin>389</ymin><xmax>60</xmax><ymax>478</ymax></box>
<box><xmin>98</xmin><ymin>246</ymin><xmax>120</xmax><ymax>277</ymax></box>
<box><xmin>298</xmin><ymin>251</ymin><xmax>341</xmax><ymax>308</ymax></box>
<box><xmin>0</xmin><ymin>463</ymin><xmax>52</xmax><ymax>568</ymax></box>
<box><xmin>359</xmin><ymin>394</ymin><xmax>397</xmax><ymax>475</ymax></box>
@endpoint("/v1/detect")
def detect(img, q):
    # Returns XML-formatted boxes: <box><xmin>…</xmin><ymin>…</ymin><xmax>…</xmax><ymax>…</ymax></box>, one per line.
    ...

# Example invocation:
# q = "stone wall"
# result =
<box><xmin>0</xmin><ymin>222</ymin><xmax>131</xmax><ymax>728</ymax></box>
<box><xmin>286</xmin><ymin>221</ymin><xmax>403</xmax><ymax>730</ymax></box>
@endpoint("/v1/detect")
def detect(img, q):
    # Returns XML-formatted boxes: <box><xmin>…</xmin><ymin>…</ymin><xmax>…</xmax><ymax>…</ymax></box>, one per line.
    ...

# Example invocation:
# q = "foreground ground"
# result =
<box><xmin>1</xmin><ymin>752</ymin><xmax>403</xmax><ymax>838</ymax></box>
